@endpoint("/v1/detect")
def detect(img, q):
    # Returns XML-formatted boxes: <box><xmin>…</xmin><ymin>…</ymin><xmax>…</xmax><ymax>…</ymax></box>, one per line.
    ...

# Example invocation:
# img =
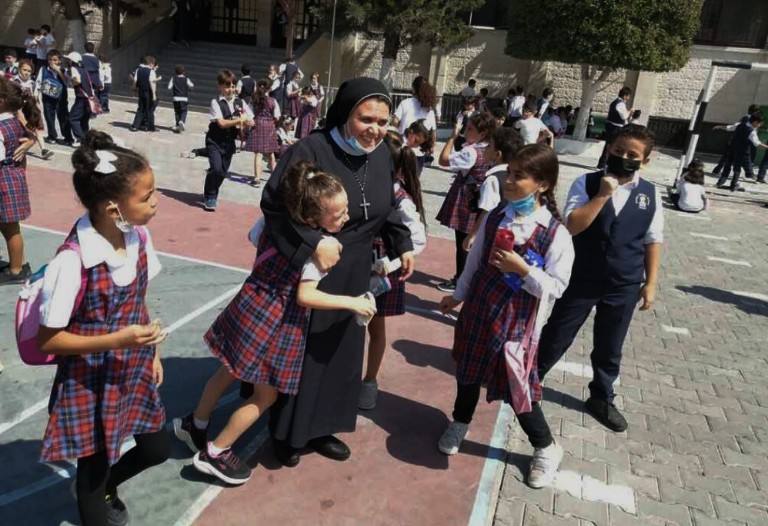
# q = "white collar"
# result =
<box><xmin>0</xmin><ymin>112</ymin><xmax>14</xmax><ymax>122</ymax></box>
<box><xmin>139</xmin><ymin>64</ymin><xmax>152</xmax><ymax>69</ymax></box>
<box><xmin>487</xmin><ymin>164</ymin><xmax>507</xmax><ymax>174</ymax></box>
<box><xmin>217</xmin><ymin>95</ymin><xmax>236</xmax><ymax>103</ymax></box>
<box><xmin>75</xmin><ymin>214</ymin><xmax>139</xmax><ymax>269</ymax></box>
<box><xmin>504</xmin><ymin>203</ymin><xmax>552</xmax><ymax>227</ymax></box>
<box><xmin>462</xmin><ymin>141</ymin><xmax>489</xmax><ymax>150</ymax></box>
<box><xmin>330</xmin><ymin>126</ymin><xmax>382</xmax><ymax>157</ymax></box>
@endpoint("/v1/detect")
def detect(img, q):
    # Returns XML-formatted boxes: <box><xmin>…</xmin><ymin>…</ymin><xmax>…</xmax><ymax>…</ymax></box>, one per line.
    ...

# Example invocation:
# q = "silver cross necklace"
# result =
<box><xmin>342</xmin><ymin>153</ymin><xmax>371</xmax><ymax>221</ymax></box>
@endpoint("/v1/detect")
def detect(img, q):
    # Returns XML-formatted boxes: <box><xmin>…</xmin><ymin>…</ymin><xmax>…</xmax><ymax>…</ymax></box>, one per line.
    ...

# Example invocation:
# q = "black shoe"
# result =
<box><xmin>44</xmin><ymin>137</ymin><xmax>57</xmax><ymax>145</ymax></box>
<box><xmin>306</xmin><ymin>435</ymin><xmax>351</xmax><ymax>461</ymax></box>
<box><xmin>193</xmin><ymin>448</ymin><xmax>251</xmax><ymax>485</ymax></box>
<box><xmin>436</xmin><ymin>279</ymin><xmax>456</xmax><ymax>293</ymax></box>
<box><xmin>731</xmin><ymin>185</ymin><xmax>746</xmax><ymax>193</ymax></box>
<box><xmin>129</xmin><ymin>127</ymin><xmax>138</xmax><ymax>132</ymax></box>
<box><xmin>715</xmin><ymin>178</ymin><xmax>727</xmax><ymax>188</ymax></box>
<box><xmin>0</xmin><ymin>263</ymin><xmax>31</xmax><ymax>286</ymax></box>
<box><xmin>273</xmin><ymin>439</ymin><xmax>300</xmax><ymax>467</ymax></box>
<box><xmin>712</xmin><ymin>166</ymin><xmax>722</xmax><ymax>175</ymax></box>
<box><xmin>60</xmin><ymin>139</ymin><xmax>74</xmax><ymax>146</ymax></box>
<box><xmin>172</xmin><ymin>413</ymin><xmax>208</xmax><ymax>453</ymax></box>
<box><xmin>41</xmin><ymin>149</ymin><xmax>54</xmax><ymax>160</ymax></box>
<box><xmin>584</xmin><ymin>397</ymin><xmax>628</xmax><ymax>432</ymax></box>
<box><xmin>105</xmin><ymin>495</ymin><xmax>129</xmax><ymax>526</ymax></box>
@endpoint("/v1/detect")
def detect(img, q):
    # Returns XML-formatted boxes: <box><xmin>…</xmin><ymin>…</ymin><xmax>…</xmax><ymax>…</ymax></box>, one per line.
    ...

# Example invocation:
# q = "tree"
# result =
<box><xmin>505</xmin><ymin>0</ymin><xmax>705</xmax><ymax>140</ymax></box>
<box><xmin>313</xmin><ymin>0</ymin><xmax>484</xmax><ymax>89</ymax></box>
<box><xmin>51</xmin><ymin>0</ymin><xmax>148</xmax><ymax>53</ymax></box>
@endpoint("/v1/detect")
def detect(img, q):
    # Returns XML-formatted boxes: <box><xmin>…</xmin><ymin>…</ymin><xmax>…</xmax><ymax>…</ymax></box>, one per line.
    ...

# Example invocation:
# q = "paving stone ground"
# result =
<box><xmin>11</xmin><ymin>98</ymin><xmax>768</xmax><ymax>525</ymax></box>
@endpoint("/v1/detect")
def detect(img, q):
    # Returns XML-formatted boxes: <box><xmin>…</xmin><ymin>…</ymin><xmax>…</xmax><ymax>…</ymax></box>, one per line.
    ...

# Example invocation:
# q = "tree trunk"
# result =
<box><xmin>378</xmin><ymin>32</ymin><xmax>400</xmax><ymax>90</ymax></box>
<box><xmin>573</xmin><ymin>64</ymin><xmax>613</xmax><ymax>141</ymax></box>
<box><xmin>61</xmin><ymin>0</ymin><xmax>87</xmax><ymax>53</ymax></box>
<box><xmin>279</xmin><ymin>0</ymin><xmax>299</xmax><ymax>58</ymax></box>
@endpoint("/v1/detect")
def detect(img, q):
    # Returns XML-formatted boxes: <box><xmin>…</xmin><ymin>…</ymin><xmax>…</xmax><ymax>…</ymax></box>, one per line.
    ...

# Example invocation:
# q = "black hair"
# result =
<box><xmin>480</xmin><ymin>88</ymin><xmax>489</xmax><ymax>97</ymax></box>
<box><xmin>490</xmin><ymin>126</ymin><xmax>524</xmax><ymax>163</ymax></box>
<box><xmin>71</xmin><ymin>131</ymin><xmax>151</xmax><ymax>213</ymax></box>
<box><xmin>41</xmin><ymin>24</ymin><xmax>51</xmax><ymax>32</ymax></box>
<box><xmin>217</xmin><ymin>69</ymin><xmax>236</xmax><ymax>86</ymax></box>
<box><xmin>683</xmin><ymin>159</ymin><xmax>705</xmax><ymax>185</ymax></box>
<box><xmin>618</xmin><ymin>86</ymin><xmax>632</xmax><ymax>98</ymax></box>
<box><xmin>468</xmin><ymin>79</ymin><xmax>476</xmax><ymax>86</ymax></box>
<box><xmin>27</xmin><ymin>28</ymin><xmax>38</xmax><ymax>35</ymax></box>
<box><xmin>4</xmin><ymin>49</ymin><xmax>17</xmax><ymax>59</ymax></box>
<box><xmin>542</xmin><ymin>87</ymin><xmax>553</xmax><ymax>98</ymax></box>
<box><xmin>0</xmin><ymin>76</ymin><xmax>42</xmax><ymax>131</ymax></box>
<box><xmin>279</xmin><ymin>161</ymin><xmax>345</xmax><ymax>226</ymax></box>
<box><xmin>175</xmin><ymin>64</ymin><xmax>185</xmax><ymax>75</ymax></box>
<box><xmin>515</xmin><ymin>85</ymin><xmax>524</xmax><ymax>95</ymax></box>
<box><xmin>384</xmin><ymin>132</ymin><xmax>425</xmax><ymax>227</ymax></box>
<box><xmin>46</xmin><ymin>49</ymin><xmax>61</xmax><ymax>60</ymax></box>
<box><xmin>512</xmin><ymin>144</ymin><xmax>561</xmax><ymax>221</ymax></box>
<box><xmin>748</xmin><ymin>104</ymin><xmax>760</xmax><ymax>115</ymax></box>
<box><xmin>522</xmin><ymin>101</ymin><xmax>536</xmax><ymax>114</ymax></box>
<box><xmin>412</xmin><ymin>75</ymin><xmax>425</xmax><ymax>94</ymax></box>
<box><xmin>749</xmin><ymin>112</ymin><xmax>764</xmax><ymax>124</ymax></box>
<box><xmin>467</xmin><ymin>112</ymin><xmax>497</xmax><ymax>141</ymax></box>
<box><xmin>405</xmin><ymin>119</ymin><xmax>434</xmax><ymax>153</ymax></box>
<box><xmin>241</xmin><ymin>63</ymin><xmax>251</xmax><ymax>75</ymax></box>
<box><xmin>84</xmin><ymin>42</ymin><xmax>95</xmax><ymax>53</ymax></box>
<box><xmin>491</xmin><ymin>107</ymin><xmax>506</xmax><ymax>121</ymax></box>
<box><xmin>610</xmin><ymin>123</ymin><xmax>656</xmax><ymax>157</ymax></box>
<box><xmin>251</xmin><ymin>77</ymin><xmax>271</xmax><ymax>110</ymax></box>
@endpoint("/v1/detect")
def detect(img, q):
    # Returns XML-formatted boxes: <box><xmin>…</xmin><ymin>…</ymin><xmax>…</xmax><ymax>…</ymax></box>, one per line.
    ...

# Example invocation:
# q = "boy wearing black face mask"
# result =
<box><xmin>535</xmin><ymin>124</ymin><xmax>662</xmax><ymax>433</ymax></box>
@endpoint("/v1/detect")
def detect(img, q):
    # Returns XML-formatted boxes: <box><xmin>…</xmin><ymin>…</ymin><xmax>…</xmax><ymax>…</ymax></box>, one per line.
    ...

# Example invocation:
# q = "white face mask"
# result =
<box><xmin>111</xmin><ymin>203</ymin><xmax>134</xmax><ymax>233</ymax></box>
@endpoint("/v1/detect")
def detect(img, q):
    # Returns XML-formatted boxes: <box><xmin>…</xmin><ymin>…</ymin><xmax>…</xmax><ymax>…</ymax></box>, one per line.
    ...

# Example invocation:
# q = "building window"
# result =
<box><xmin>463</xmin><ymin>0</ymin><xmax>510</xmax><ymax>30</ymax></box>
<box><xmin>695</xmin><ymin>0</ymin><xmax>768</xmax><ymax>48</ymax></box>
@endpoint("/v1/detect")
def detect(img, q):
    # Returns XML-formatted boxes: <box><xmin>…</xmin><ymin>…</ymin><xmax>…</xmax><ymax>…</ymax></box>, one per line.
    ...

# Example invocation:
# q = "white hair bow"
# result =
<box><xmin>306</xmin><ymin>171</ymin><xmax>317</xmax><ymax>180</ymax></box>
<box><xmin>95</xmin><ymin>150</ymin><xmax>118</xmax><ymax>175</ymax></box>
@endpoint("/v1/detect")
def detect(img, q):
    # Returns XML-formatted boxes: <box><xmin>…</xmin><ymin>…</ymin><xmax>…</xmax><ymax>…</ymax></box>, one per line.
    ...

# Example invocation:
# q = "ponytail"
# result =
<box><xmin>541</xmin><ymin>187</ymin><xmax>562</xmax><ymax>222</ymax></box>
<box><xmin>251</xmin><ymin>77</ymin><xmax>271</xmax><ymax>111</ymax></box>
<box><xmin>20</xmin><ymin>89</ymin><xmax>43</xmax><ymax>132</ymax></box>
<box><xmin>384</xmin><ymin>131</ymin><xmax>427</xmax><ymax>228</ymax></box>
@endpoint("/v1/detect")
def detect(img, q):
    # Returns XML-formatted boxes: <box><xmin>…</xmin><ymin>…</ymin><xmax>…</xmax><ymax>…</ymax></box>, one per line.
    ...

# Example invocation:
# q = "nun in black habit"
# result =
<box><xmin>260</xmin><ymin>77</ymin><xmax>415</xmax><ymax>465</ymax></box>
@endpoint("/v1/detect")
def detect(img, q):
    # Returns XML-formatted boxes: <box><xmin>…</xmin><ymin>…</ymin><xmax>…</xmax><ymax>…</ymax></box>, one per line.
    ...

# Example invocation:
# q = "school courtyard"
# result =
<box><xmin>1</xmin><ymin>100</ymin><xmax>768</xmax><ymax>525</ymax></box>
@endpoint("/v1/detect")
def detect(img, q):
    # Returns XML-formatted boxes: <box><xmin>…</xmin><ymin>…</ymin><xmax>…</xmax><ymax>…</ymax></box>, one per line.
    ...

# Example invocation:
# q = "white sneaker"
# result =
<box><xmin>358</xmin><ymin>380</ymin><xmax>378</xmax><ymax>410</ymax></box>
<box><xmin>527</xmin><ymin>441</ymin><xmax>563</xmax><ymax>489</ymax></box>
<box><xmin>438</xmin><ymin>421</ymin><xmax>469</xmax><ymax>455</ymax></box>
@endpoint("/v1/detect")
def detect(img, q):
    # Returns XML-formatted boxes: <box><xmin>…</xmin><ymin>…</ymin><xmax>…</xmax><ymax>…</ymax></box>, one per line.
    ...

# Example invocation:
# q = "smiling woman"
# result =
<box><xmin>259</xmin><ymin>77</ymin><xmax>415</xmax><ymax>466</ymax></box>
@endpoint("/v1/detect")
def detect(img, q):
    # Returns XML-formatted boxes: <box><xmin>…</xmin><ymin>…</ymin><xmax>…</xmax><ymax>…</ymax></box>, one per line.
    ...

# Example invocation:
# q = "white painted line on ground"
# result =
<box><xmin>661</xmin><ymin>324</ymin><xmax>690</xmax><ymax>336</ymax></box>
<box><xmin>551</xmin><ymin>361</ymin><xmax>621</xmax><ymax>386</ymax></box>
<box><xmin>674</xmin><ymin>212</ymin><xmax>711</xmax><ymax>220</ymax></box>
<box><xmin>689</xmin><ymin>232</ymin><xmax>728</xmax><ymax>241</ymax></box>
<box><xmin>0</xmin><ymin>399</ymin><xmax>49</xmax><ymax>435</ymax></box>
<box><xmin>21</xmin><ymin>224</ymin><xmax>250</xmax><ymax>275</ymax></box>
<box><xmin>707</xmin><ymin>256</ymin><xmax>752</xmax><ymax>267</ymax></box>
<box><xmin>553</xmin><ymin>470</ymin><xmax>636</xmax><ymax>514</ymax></box>
<box><xmin>173</xmin><ymin>426</ymin><xmax>269</xmax><ymax>526</ymax></box>
<box><xmin>468</xmin><ymin>404</ymin><xmax>513</xmax><ymax>526</ymax></box>
<box><xmin>731</xmin><ymin>291</ymin><xmax>768</xmax><ymax>302</ymax></box>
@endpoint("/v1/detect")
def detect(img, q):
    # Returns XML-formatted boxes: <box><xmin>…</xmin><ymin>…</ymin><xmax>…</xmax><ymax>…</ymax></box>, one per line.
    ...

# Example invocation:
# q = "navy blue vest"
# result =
<box><xmin>282</xmin><ymin>63</ymin><xmax>299</xmax><ymax>87</ymax></box>
<box><xmin>571</xmin><ymin>171</ymin><xmax>656</xmax><ymax>286</ymax></box>
<box><xmin>73</xmin><ymin>65</ymin><xmax>92</xmax><ymax>97</ymax></box>
<box><xmin>728</xmin><ymin>121</ymin><xmax>755</xmax><ymax>159</ymax></box>
<box><xmin>607</xmin><ymin>98</ymin><xmax>626</xmax><ymax>127</ymax></box>
<box><xmin>136</xmin><ymin>66</ymin><xmax>151</xmax><ymax>93</ymax></box>
<box><xmin>82</xmin><ymin>54</ymin><xmax>101</xmax><ymax>89</ymax></box>
<box><xmin>207</xmin><ymin>98</ymin><xmax>245</xmax><ymax>145</ymax></box>
<box><xmin>239</xmin><ymin>76</ymin><xmax>255</xmax><ymax>99</ymax></box>
<box><xmin>171</xmin><ymin>75</ymin><xmax>189</xmax><ymax>98</ymax></box>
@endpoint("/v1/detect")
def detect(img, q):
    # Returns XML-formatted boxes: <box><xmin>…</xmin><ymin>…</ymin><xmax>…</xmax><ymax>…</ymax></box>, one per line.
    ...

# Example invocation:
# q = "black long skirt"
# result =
<box><xmin>269</xmin><ymin>315</ymin><xmax>366</xmax><ymax>448</ymax></box>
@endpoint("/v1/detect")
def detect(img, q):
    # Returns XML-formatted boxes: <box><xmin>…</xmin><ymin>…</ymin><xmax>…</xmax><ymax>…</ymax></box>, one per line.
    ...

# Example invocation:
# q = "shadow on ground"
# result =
<box><xmin>677</xmin><ymin>285</ymin><xmax>768</xmax><ymax>316</ymax></box>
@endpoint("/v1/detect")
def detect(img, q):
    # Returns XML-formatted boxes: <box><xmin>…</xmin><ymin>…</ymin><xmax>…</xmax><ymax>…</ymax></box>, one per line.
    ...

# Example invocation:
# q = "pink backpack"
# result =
<box><xmin>15</xmin><ymin>228</ymin><xmax>147</xmax><ymax>366</ymax></box>
<box><xmin>503</xmin><ymin>299</ymin><xmax>540</xmax><ymax>414</ymax></box>
<box><xmin>16</xmin><ymin>241</ymin><xmax>88</xmax><ymax>366</ymax></box>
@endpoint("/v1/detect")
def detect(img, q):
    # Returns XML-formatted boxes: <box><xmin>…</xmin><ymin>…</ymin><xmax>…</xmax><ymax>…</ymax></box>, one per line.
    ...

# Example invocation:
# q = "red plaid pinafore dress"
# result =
<box><xmin>435</xmin><ymin>144</ymin><xmax>491</xmax><ymax>234</ymax></box>
<box><xmin>204</xmin><ymin>232</ymin><xmax>309</xmax><ymax>395</ymax></box>
<box><xmin>452</xmin><ymin>207</ymin><xmax>560</xmax><ymax>406</ymax></box>
<box><xmin>372</xmin><ymin>186</ymin><xmax>413</xmax><ymax>317</ymax></box>
<box><xmin>287</xmin><ymin>82</ymin><xmax>300</xmax><ymax>119</ymax></box>
<box><xmin>244</xmin><ymin>97</ymin><xmax>280</xmax><ymax>154</ymax></box>
<box><xmin>42</xmin><ymin>229</ymin><xmax>164</xmax><ymax>465</ymax></box>
<box><xmin>296</xmin><ymin>99</ymin><xmax>316</xmax><ymax>139</ymax></box>
<box><xmin>0</xmin><ymin>116</ymin><xmax>31</xmax><ymax>223</ymax></box>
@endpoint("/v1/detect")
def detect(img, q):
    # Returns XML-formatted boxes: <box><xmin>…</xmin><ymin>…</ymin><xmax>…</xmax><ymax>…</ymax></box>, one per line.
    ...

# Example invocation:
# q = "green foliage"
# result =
<box><xmin>505</xmin><ymin>0</ymin><xmax>705</xmax><ymax>72</ymax></box>
<box><xmin>314</xmin><ymin>0</ymin><xmax>485</xmax><ymax>57</ymax></box>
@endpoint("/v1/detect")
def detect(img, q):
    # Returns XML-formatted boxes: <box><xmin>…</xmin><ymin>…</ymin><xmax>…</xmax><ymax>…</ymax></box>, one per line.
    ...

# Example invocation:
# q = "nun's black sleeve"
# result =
<box><xmin>260</xmin><ymin>141</ymin><xmax>323</xmax><ymax>269</ymax></box>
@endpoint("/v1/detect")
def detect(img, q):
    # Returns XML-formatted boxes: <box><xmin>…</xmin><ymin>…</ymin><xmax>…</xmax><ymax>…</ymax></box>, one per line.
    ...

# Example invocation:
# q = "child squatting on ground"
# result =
<box><xmin>439</xmin><ymin>143</ymin><xmax>575</xmax><ymax>489</ymax></box>
<box><xmin>37</xmin><ymin>130</ymin><xmax>169</xmax><ymax>526</ymax></box>
<box><xmin>174</xmin><ymin>161</ymin><xmax>378</xmax><ymax>486</ymax></box>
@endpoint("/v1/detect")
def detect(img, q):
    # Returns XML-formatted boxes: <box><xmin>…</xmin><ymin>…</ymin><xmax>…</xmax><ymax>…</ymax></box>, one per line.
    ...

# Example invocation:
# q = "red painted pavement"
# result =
<box><xmin>25</xmin><ymin>165</ymin><xmax>500</xmax><ymax>526</ymax></box>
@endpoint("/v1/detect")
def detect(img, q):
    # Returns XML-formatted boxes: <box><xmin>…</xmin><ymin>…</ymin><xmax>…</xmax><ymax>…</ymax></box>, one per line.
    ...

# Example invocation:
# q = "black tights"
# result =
<box><xmin>76</xmin><ymin>430</ymin><xmax>170</xmax><ymax>526</ymax></box>
<box><xmin>452</xmin><ymin>382</ymin><xmax>553</xmax><ymax>449</ymax></box>
<box><xmin>454</xmin><ymin>230</ymin><xmax>469</xmax><ymax>281</ymax></box>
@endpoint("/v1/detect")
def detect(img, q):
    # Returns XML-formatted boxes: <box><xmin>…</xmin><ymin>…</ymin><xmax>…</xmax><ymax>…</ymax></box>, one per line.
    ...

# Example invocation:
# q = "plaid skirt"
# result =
<box><xmin>0</xmin><ymin>165</ymin><xmax>31</xmax><ymax>222</ymax></box>
<box><xmin>243</xmin><ymin>118</ymin><xmax>280</xmax><ymax>154</ymax></box>
<box><xmin>296</xmin><ymin>111</ymin><xmax>316</xmax><ymax>139</ymax></box>
<box><xmin>288</xmin><ymin>97</ymin><xmax>300</xmax><ymax>119</ymax></box>
<box><xmin>435</xmin><ymin>178</ymin><xmax>478</xmax><ymax>234</ymax></box>
<box><xmin>375</xmin><ymin>269</ymin><xmax>405</xmax><ymax>317</ymax></box>
<box><xmin>204</xmin><ymin>277</ymin><xmax>310</xmax><ymax>395</ymax></box>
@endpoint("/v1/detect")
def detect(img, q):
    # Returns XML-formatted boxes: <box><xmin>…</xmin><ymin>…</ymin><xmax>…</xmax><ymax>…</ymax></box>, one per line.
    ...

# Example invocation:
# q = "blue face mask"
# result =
<box><xmin>506</xmin><ymin>192</ymin><xmax>537</xmax><ymax>216</ymax></box>
<box><xmin>343</xmin><ymin>125</ymin><xmax>378</xmax><ymax>155</ymax></box>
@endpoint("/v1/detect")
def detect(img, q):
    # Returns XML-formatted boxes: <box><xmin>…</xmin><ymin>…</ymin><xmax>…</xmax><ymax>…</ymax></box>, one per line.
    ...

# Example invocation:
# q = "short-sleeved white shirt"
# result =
<box><xmin>209</xmin><ymin>96</ymin><xmax>254</xmax><ymax>121</ymax></box>
<box><xmin>394</xmin><ymin>97</ymin><xmax>437</xmax><ymax>137</ymax></box>
<box><xmin>248</xmin><ymin>217</ymin><xmax>326</xmax><ymax>281</ymax></box>
<box><xmin>516</xmin><ymin>117</ymin><xmax>549</xmax><ymax>145</ymax></box>
<box><xmin>449</xmin><ymin>141</ymin><xmax>488</xmax><ymax>173</ymax></box>
<box><xmin>677</xmin><ymin>179</ymin><xmax>706</xmax><ymax>212</ymax></box>
<box><xmin>39</xmin><ymin>215</ymin><xmax>162</xmax><ymax>328</ymax></box>
<box><xmin>477</xmin><ymin>164</ymin><xmax>507</xmax><ymax>212</ymax></box>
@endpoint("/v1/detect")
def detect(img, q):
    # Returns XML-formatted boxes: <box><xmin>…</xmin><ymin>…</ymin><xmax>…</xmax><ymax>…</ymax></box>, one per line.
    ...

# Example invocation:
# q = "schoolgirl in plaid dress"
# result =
<box><xmin>174</xmin><ymin>161</ymin><xmax>377</xmax><ymax>486</ymax></box>
<box><xmin>309</xmin><ymin>72</ymin><xmax>325</xmax><ymax>118</ymax></box>
<box><xmin>295</xmin><ymin>87</ymin><xmax>318</xmax><ymax>139</ymax></box>
<box><xmin>435</xmin><ymin>111</ymin><xmax>496</xmax><ymax>293</ymax></box>
<box><xmin>0</xmin><ymin>77</ymin><xmax>40</xmax><ymax>285</ymax></box>
<box><xmin>438</xmin><ymin>144</ymin><xmax>574</xmax><ymax>490</ymax></box>
<box><xmin>360</xmin><ymin>133</ymin><xmax>426</xmax><ymax>410</ymax></box>
<box><xmin>244</xmin><ymin>78</ymin><xmax>281</xmax><ymax>186</ymax></box>
<box><xmin>37</xmin><ymin>130</ymin><xmax>169</xmax><ymax>526</ymax></box>
<box><xmin>285</xmin><ymin>71</ymin><xmax>302</xmax><ymax>119</ymax></box>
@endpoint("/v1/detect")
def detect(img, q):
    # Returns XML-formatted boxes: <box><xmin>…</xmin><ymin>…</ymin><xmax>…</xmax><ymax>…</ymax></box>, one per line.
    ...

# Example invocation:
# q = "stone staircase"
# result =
<box><xmin>115</xmin><ymin>41</ymin><xmax>286</xmax><ymax>109</ymax></box>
